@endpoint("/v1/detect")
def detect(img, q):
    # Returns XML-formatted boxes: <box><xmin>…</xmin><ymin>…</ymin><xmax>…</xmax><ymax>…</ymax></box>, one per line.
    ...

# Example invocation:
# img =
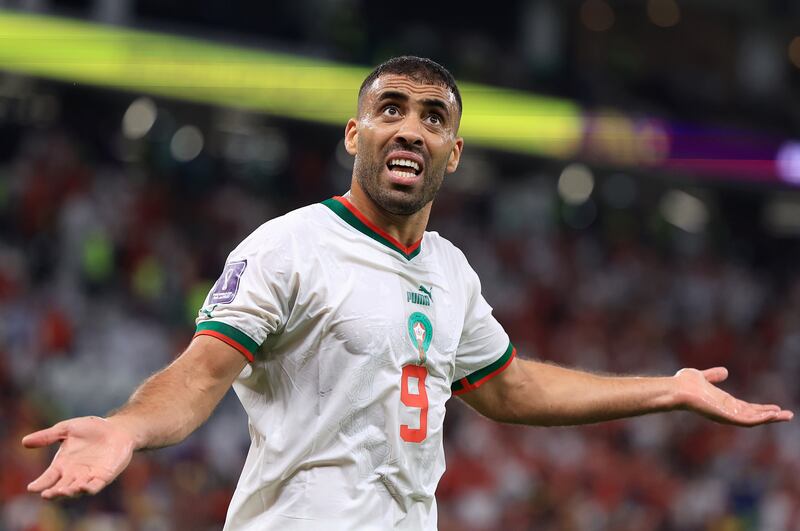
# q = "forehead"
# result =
<box><xmin>364</xmin><ymin>74</ymin><xmax>457</xmax><ymax>108</ymax></box>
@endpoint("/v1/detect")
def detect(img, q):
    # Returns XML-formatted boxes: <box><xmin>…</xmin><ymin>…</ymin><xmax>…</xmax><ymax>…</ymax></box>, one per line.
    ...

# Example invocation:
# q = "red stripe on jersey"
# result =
<box><xmin>333</xmin><ymin>196</ymin><xmax>422</xmax><ymax>255</ymax></box>
<box><xmin>452</xmin><ymin>347</ymin><xmax>517</xmax><ymax>396</ymax></box>
<box><xmin>194</xmin><ymin>330</ymin><xmax>255</xmax><ymax>362</ymax></box>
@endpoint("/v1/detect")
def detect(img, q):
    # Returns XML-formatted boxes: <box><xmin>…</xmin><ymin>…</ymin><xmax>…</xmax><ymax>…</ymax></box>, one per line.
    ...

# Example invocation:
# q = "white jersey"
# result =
<box><xmin>195</xmin><ymin>196</ymin><xmax>515</xmax><ymax>530</ymax></box>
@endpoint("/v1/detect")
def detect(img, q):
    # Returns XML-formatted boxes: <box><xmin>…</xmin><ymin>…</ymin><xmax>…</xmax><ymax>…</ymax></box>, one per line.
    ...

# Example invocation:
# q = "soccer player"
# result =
<box><xmin>23</xmin><ymin>56</ymin><xmax>793</xmax><ymax>530</ymax></box>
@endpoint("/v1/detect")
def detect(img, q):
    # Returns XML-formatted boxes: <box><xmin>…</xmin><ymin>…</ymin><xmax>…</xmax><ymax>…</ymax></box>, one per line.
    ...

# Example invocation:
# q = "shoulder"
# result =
<box><xmin>258</xmin><ymin>203</ymin><xmax>328</xmax><ymax>235</ymax></box>
<box><xmin>229</xmin><ymin>203</ymin><xmax>329</xmax><ymax>258</ymax></box>
<box><xmin>423</xmin><ymin>230</ymin><xmax>472</xmax><ymax>268</ymax></box>
<box><xmin>423</xmin><ymin>231</ymin><xmax>481</xmax><ymax>297</ymax></box>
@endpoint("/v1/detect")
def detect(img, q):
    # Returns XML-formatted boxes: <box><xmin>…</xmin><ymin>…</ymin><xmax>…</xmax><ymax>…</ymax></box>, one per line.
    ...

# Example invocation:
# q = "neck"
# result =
<box><xmin>347</xmin><ymin>183</ymin><xmax>431</xmax><ymax>248</ymax></box>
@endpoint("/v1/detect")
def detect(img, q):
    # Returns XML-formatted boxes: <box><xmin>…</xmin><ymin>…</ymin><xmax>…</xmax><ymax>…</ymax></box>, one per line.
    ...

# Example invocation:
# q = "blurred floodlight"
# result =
<box><xmin>495</xmin><ymin>177</ymin><xmax>556</xmax><ymax>234</ymax></box>
<box><xmin>580</xmin><ymin>0</ymin><xmax>614</xmax><ymax>32</ymax></box>
<box><xmin>583</xmin><ymin>112</ymin><xmax>671</xmax><ymax>166</ymax></box>
<box><xmin>601</xmin><ymin>173</ymin><xmax>637</xmax><ymax>209</ymax></box>
<box><xmin>660</xmin><ymin>190</ymin><xmax>708</xmax><ymax>233</ymax></box>
<box><xmin>252</xmin><ymin>129</ymin><xmax>289</xmax><ymax>175</ymax></box>
<box><xmin>789</xmin><ymin>37</ymin><xmax>800</xmax><ymax>69</ymax></box>
<box><xmin>647</xmin><ymin>0</ymin><xmax>680</xmax><ymax>28</ymax></box>
<box><xmin>558</xmin><ymin>163</ymin><xmax>595</xmax><ymax>205</ymax></box>
<box><xmin>170</xmin><ymin>125</ymin><xmax>204</xmax><ymax>162</ymax></box>
<box><xmin>521</xmin><ymin>0</ymin><xmax>563</xmax><ymax>71</ymax></box>
<box><xmin>0</xmin><ymin>11</ymin><xmax>583</xmax><ymax>160</ymax></box>
<box><xmin>224</xmin><ymin>127</ymin><xmax>288</xmax><ymax>174</ymax></box>
<box><xmin>764</xmin><ymin>195</ymin><xmax>800</xmax><ymax>235</ymax></box>
<box><xmin>739</xmin><ymin>31</ymin><xmax>783</xmax><ymax>96</ymax></box>
<box><xmin>777</xmin><ymin>141</ymin><xmax>800</xmax><ymax>185</ymax></box>
<box><xmin>122</xmin><ymin>97</ymin><xmax>157</xmax><ymax>139</ymax></box>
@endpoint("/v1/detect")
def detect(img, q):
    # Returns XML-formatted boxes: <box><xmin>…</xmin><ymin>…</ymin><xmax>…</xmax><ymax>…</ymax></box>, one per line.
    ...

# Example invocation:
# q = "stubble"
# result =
<box><xmin>353</xmin><ymin>141</ymin><xmax>447</xmax><ymax>216</ymax></box>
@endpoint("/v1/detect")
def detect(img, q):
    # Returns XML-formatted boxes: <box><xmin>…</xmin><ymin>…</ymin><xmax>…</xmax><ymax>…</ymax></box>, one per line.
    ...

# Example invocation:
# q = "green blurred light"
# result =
<box><xmin>82</xmin><ymin>231</ymin><xmax>113</xmax><ymax>282</ymax></box>
<box><xmin>131</xmin><ymin>256</ymin><xmax>164</xmax><ymax>301</ymax></box>
<box><xmin>0</xmin><ymin>10</ymin><xmax>582</xmax><ymax>158</ymax></box>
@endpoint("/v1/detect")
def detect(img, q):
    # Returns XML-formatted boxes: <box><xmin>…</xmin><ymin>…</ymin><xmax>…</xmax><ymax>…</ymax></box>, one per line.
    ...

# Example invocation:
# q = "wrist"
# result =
<box><xmin>665</xmin><ymin>369</ymin><xmax>699</xmax><ymax>411</ymax></box>
<box><xmin>104</xmin><ymin>415</ymin><xmax>146</xmax><ymax>451</ymax></box>
<box><xmin>649</xmin><ymin>375</ymin><xmax>684</xmax><ymax>412</ymax></box>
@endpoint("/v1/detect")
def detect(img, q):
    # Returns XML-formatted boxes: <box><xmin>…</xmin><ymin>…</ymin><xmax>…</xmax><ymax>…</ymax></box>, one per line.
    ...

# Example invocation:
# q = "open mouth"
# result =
<box><xmin>386</xmin><ymin>154</ymin><xmax>423</xmax><ymax>180</ymax></box>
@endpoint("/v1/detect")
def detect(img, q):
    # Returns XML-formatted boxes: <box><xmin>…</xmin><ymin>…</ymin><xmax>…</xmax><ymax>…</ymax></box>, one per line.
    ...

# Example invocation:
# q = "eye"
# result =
<box><xmin>383</xmin><ymin>105</ymin><xmax>400</xmax><ymax>117</ymax></box>
<box><xmin>427</xmin><ymin>113</ymin><xmax>443</xmax><ymax>125</ymax></box>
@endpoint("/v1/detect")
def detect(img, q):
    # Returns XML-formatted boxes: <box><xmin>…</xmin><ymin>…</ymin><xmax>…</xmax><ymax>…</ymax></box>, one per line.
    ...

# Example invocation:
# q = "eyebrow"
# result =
<box><xmin>377</xmin><ymin>90</ymin><xmax>451</xmax><ymax>116</ymax></box>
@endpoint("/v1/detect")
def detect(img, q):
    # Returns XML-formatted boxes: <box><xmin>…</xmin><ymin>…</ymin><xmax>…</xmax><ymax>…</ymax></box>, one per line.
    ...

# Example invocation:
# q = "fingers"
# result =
<box><xmin>724</xmin><ymin>404</ymin><xmax>794</xmax><ymax>427</ymax></box>
<box><xmin>40</xmin><ymin>473</ymin><xmax>77</xmax><ymax>499</ymax></box>
<box><xmin>39</xmin><ymin>472</ymin><xmax>109</xmax><ymax>499</ymax></box>
<box><xmin>22</xmin><ymin>422</ymin><xmax>69</xmax><ymax>449</ymax></box>
<box><xmin>701</xmin><ymin>367</ymin><xmax>729</xmax><ymax>384</ymax></box>
<box><xmin>23</xmin><ymin>416</ymin><xmax>125</xmax><ymax>499</ymax></box>
<box><xmin>738</xmin><ymin>402</ymin><xmax>793</xmax><ymax>420</ymax></box>
<box><xmin>746</xmin><ymin>408</ymin><xmax>780</xmax><ymax>424</ymax></box>
<box><xmin>762</xmin><ymin>409</ymin><xmax>794</xmax><ymax>422</ymax></box>
<box><xmin>692</xmin><ymin>371</ymin><xmax>794</xmax><ymax>426</ymax></box>
<box><xmin>27</xmin><ymin>465</ymin><xmax>62</xmax><ymax>493</ymax></box>
<box><xmin>746</xmin><ymin>410</ymin><xmax>793</xmax><ymax>426</ymax></box>
<box><xmin>85</xmin><ymin>477</ymin><xmax>108</xmax><ymax>495</ymax></box>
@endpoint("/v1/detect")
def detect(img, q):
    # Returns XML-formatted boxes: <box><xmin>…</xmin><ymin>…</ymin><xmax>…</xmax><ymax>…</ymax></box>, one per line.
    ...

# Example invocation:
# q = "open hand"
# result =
<box><xmin>22</xmin><ymin>416</ymin><xmax>136</xmax><ymax>499</ymax></box>
<box><xmin>675</xmin><ymin>367</ymin><xmax>794</xmax><ymax>426</ymax></box>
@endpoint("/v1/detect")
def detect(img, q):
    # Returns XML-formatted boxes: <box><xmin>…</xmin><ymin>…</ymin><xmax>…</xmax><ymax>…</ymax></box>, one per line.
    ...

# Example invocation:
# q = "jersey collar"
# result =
<box><xmin>322</xmin><ymin>196</ymin><xmax>423</xmax><ymax>261</ymax></box>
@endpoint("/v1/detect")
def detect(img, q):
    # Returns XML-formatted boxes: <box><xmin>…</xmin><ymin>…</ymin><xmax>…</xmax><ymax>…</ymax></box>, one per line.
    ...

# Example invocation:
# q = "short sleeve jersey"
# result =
<box><xmin>196</xmin><ymin>196</ymin><xmax>515</xmax><ymax>531</ymax></box>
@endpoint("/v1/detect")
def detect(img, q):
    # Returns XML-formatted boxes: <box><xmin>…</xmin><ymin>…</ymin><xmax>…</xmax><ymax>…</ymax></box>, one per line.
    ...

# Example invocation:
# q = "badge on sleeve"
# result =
<box><xmin>210</xmin><ymin>260</ymin><xmax>247</xmax><ymax>304</ymax></box>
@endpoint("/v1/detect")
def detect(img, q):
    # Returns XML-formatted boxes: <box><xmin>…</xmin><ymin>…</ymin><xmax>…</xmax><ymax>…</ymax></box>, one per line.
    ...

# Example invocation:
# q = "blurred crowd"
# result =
<box><xmin>1</xmin><ymin>121</ymin><xmax>800</xmax><ymax>531</ymax></box>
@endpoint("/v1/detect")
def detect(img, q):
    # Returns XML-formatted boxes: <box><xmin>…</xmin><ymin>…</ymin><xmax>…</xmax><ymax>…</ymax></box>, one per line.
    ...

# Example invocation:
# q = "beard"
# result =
<box><xmin>353</xmin><ymin>141</ymin><xmax>447</xmax><ymax>216</ymax></box>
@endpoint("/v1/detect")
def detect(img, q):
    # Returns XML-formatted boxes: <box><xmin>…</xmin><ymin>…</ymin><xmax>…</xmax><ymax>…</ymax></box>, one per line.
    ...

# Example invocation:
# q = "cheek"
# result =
<box><xmin>357</xmin><ymin>114</ymin><xmax>384</xmax><ymax>134</ymax></box>
<box><xmin>355</xmin><ymin>129</ymin><xmax>373</xmax><ymax>152</ymax></box>
<box><xmin>358</xmin><ymin>121</ymin><xmax>393</xmax><ymax>147</ymax></box>
<box><xmin>428</xmin><ymin>138</ymin><xmax>454</xmax><ymax>162</ymax></box>
<box><xmin>355</xmin><ymin>133</ymin><xmax>384</xmax><ymax>169</ymax></box>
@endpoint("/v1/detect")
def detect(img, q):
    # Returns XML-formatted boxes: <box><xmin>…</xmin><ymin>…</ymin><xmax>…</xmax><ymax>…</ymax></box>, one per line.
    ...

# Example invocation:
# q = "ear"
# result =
<box><xmin>445</xmin><ymin>137</ymin><xmax>464</xmax><ymax>173</ymax></box>
<box><xmin>344</xmin><ymin>118</ymin><xmax>358</xmax><ymax>155</ymax></box>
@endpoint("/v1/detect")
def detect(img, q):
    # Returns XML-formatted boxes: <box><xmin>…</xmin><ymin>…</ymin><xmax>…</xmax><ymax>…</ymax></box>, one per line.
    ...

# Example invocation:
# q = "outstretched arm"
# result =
<box><xmin>22</xmin><ymin>335</ymin><xmax>247</xmax><ymax>499</ymax></box>
<box><xmin>459</xmin><ymin>357</ymin><xmax>793</xmax><ymax>427</ymax></box>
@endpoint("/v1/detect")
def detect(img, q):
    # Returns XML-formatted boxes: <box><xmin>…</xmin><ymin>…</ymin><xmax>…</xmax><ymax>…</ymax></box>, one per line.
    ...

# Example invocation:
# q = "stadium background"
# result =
<box><xmin>1</xmin><ymin>1</ymin><xmax>800</xmax><ymax>529</ymax></box>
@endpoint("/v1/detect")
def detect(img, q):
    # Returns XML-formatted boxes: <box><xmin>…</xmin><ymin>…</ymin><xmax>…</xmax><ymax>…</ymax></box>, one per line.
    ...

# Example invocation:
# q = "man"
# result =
<box><xmin>23</xmin><ymin>56</ymin><xmax>793</xmax><ymax>530</ymax></box>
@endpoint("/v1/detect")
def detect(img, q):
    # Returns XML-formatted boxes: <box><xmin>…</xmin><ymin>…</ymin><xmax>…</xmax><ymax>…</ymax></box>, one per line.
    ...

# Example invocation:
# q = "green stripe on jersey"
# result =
<box><xmin>196</xmin><ymin>321</ymin><xmax>259</xmax><ymax>355</ymax></box>
<box><xmin>451</xmin><ymin>342</ymin><xmax>514</xmax><ymax>393</ymax></box>
<box><xmin>322</xmin><ymin>198</ymin><xmax>421</xmax><ymax>260</ymax></box>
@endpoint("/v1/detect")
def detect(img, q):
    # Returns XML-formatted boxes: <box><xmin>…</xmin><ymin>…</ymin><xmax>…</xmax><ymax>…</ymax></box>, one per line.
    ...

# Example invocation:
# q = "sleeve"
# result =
<box><xmin>194</xmin><ymin>226</ymin><xmax>294</xmax><ymax>362</ymax></box>
<box><xmin>451</xmin><ymin>266</ymin><xmax>516</xmax><ymax>396</ymax></box>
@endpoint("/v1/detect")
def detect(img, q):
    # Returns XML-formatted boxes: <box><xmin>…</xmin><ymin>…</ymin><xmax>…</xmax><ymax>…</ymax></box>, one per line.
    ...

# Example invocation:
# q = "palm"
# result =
<box><xmin>23</xmin><ymin>416</ymin><xmax>135</xmax><ymax>499</ymax></box>
<box><xmin>675</xmin><ymin>367</ymin><xmax>793</xmax><ymax>426</ymax></box>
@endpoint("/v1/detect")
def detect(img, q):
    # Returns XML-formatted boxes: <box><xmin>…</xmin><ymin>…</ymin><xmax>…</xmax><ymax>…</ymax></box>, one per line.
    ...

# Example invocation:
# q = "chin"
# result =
<box><xmin>377</xmin><ymin>191</ymin><xmax>427</xmax><ymax>216</ymax></box>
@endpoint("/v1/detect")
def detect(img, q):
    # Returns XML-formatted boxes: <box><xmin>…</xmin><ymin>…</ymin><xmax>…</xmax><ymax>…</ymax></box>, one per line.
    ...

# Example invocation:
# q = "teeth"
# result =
<box><xmin>391</xmin><ymin>169</ymin><xmax>417</xmax><ymax>179</ymax></box>
<box><xmin>388</xmin><ymin>158</ymin><xmax>420</xmax><ymax>171</ymax></box>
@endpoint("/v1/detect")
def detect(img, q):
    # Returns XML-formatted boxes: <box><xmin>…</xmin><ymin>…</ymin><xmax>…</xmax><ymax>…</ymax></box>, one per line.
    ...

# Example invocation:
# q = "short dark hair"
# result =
<box><xmin>358</xmin><ymin>56</ymin><xmax>462</xmax><ymax>117</ymax></box>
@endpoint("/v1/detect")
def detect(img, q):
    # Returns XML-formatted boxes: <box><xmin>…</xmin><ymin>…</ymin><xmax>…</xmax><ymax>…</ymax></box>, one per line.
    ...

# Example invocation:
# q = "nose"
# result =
<box><xmin>394</xmin><ymin>116</ymin><xmax>424</xmax><ymax>147</ymax></box>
